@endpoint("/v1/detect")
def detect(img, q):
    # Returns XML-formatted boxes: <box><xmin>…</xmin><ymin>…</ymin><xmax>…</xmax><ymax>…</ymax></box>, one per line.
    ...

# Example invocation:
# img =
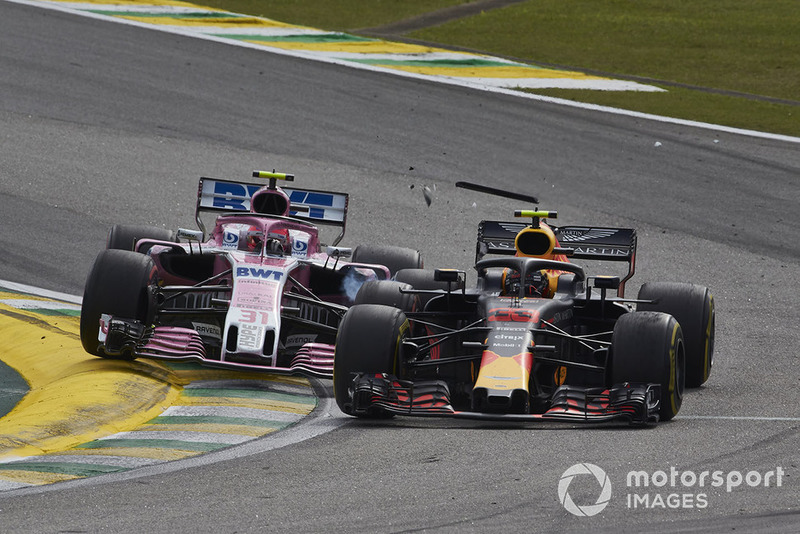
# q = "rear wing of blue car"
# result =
<box><xmin>195</xmin><ymin>176</ymin><xmax>349</xmax><ymax>245</ymax></box>
<box><xmin>476</xmin><ymin>220</ymin><xmax>637</xmax><ymax>295</ymax></box>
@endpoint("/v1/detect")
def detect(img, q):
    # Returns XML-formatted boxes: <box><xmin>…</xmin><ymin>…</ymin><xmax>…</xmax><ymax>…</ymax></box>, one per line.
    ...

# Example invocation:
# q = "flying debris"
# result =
<box><xmin>423</xmin><ymin>185</ymin><xmax>433</xmax><ymax>207</ymax></box>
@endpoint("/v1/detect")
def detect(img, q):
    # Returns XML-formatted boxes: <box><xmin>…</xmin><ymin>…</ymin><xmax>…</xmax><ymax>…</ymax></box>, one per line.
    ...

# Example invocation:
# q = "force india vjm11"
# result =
<box><xmin>333</xmin><ymin>182</ymin><xmax>715</xmax><ymax>424</ymax></box>
<box><xmin>80</xmin><ymin>171</ymin><xmax>422</xmax><ymax>377</ymax></box>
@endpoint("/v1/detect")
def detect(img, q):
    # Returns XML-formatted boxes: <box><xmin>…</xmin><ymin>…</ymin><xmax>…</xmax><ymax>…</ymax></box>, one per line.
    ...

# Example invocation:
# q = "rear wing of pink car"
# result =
<box><xmin>195</xmin><ymin>177</ymin><xmax>349</xmax><ymax>245</ymax></box>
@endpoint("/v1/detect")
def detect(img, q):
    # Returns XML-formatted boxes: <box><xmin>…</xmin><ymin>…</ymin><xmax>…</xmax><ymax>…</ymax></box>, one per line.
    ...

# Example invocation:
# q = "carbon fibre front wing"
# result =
<box><xmin>348</xmin><ymin>374</ymin><xmax>662</xmax><ymax>424</ymax></box>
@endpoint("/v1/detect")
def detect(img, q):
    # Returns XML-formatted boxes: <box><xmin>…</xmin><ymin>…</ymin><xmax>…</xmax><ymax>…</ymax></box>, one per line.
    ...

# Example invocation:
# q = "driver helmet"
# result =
<box><xmin>242</xmin><ymin>225</ymin><xmax>264</xmax><ymax>253</ymax></box>
<box><xmin>264</xmin><ymin>228</ymin><xmax>291</xmax><ymax>256</ymax></box>
<box><xmin>502</xmin><ymin>269</ymin><xmax>551</xmax><ymax>298</ymax></box>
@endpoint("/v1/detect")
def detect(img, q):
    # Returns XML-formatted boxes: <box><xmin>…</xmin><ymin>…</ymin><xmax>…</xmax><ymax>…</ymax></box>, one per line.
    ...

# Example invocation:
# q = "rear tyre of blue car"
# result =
<box><xmin>80</xmin><ymin>249</ymin><xmax>157</xmax><ymax>360</ymax></box>
<box><xmin>611</xmin><ymin>311</ymin><xmax>685</xmax><ymax>421</ymax></box>
<box><xmin>637</xmin><ymin>282</ymin><xmax>715</xmax><ymax>388</ymax></box>
<box><xmin>107</xmin><ymin>224</ymin><xmax>176</xmax><ymax>252</ymax></box>
<box><xmin>334</xmin><ymin>304</ymin><xmax>409</xmax><ymax>418</ymax></box>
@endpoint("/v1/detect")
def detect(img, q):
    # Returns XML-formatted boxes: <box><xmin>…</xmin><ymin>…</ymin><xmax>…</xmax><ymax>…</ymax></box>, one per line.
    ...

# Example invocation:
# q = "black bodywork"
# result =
<box><xmin>341</xmin><ymin>218</ymin><xmax>663</xmax><ymax>424</ymax></box>
<box><xmin>336</xmin><ymin>181</ymin><xmax>714</xmax><ymax>424</ymax></box>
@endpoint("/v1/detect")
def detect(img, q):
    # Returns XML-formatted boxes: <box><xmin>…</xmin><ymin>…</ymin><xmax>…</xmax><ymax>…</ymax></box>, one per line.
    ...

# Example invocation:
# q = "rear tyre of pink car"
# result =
<box><xmin>106</xmin><ymin>224</ymin><xmax>176</xmax><ymax>252</ymax></box>
<box><xmin>352</xmin><ymin>244</ymin><xmax>422</xmax><ymax>278</ymax></box>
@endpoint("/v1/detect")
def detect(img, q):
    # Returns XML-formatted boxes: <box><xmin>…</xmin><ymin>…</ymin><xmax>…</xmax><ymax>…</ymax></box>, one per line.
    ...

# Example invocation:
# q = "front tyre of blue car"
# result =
<box><xmin>611</xmin><ymin>311</ymin><xmax>685</xmax><ymax>421</ymax></box>
<box><xmin>333</xmin><ymin>304</ymin><xmax>409</xmax><ymax>418</ymax></box>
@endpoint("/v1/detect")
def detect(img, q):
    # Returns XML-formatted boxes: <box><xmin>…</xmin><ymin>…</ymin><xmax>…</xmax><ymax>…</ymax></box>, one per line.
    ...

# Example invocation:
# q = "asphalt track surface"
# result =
<box><xmin>1</xmin><ymin>1</ymin><xmax>799</xmax><ymax>532</ymax></box>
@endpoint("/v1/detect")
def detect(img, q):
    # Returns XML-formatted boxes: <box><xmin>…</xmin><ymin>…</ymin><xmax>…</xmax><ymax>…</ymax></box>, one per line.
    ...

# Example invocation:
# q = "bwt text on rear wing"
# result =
<box><xmin>194</xmin><ymin>176</ymin><xmax>349</xmax><ymax>245</ymax></box>
<box><xmin>476</xmin><ymin>220</ymin><xmax>637</xmax><ymax>295</ymax></box>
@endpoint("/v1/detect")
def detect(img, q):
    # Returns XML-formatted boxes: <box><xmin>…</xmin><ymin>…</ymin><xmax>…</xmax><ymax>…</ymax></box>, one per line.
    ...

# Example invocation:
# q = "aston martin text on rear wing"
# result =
<box><xmin>476</xmin><ymin>221</ymin><xmax>637</xmax><ymax>294</ymax></box>
<box><xmin>195</xmin><ymin>177</ymin><xmax>349</xmax><ymax>242</ymax></box>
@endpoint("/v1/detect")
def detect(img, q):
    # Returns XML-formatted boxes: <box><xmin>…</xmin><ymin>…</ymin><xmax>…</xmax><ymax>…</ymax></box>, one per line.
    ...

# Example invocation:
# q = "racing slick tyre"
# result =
<box><xmin>610</xmin><ymin>311</ymin><xmax>685</xmax><ymax>421</ymax></box>
<box><xmin>80</xmin><ymin>249</ymin><xmax>158</xmax><ymax>360</ymax></box>
<box><xmin>352</xmin><ymin>244</ymin><xmax>422</xmax><ymax>278</ymax></box>
<box><xmin>394</xmin><ymin>268</ymin><xmax>457</xmax><ymax>310</ymax></box>
<box><xmin>107</xmin><ymin>224</ymin><xmax>176</xmax><ymax>252</ymax></box>
<box><xmin>637</xmin><ymin>282</ymin><xmax>715</xmax><ymax>388</ymax></box>
<box><xmin>353</xmin><ymin>280</ymin><xmax>416</xmax><ymax>312</ymax></box>
<box><xmin>334</xmin><ymin>304</ymin><xmax>409</xmax><ymax>418</ymax></box>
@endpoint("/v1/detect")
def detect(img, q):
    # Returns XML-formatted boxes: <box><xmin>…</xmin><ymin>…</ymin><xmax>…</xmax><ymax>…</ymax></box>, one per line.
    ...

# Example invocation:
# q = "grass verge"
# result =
<box><xmin>195</xmin><ymin>0</ymin><xmax>470</xmax><ymax>30</ymax></box>
<box><xmin>195</xmin><ymin>0</ymin><xmax>799</xmax><ymax>137</ymax></box>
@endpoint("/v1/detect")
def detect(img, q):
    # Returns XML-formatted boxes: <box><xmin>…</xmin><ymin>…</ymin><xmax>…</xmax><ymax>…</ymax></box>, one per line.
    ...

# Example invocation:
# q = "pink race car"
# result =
<box><xmin>80</xmin><ymin>171</ymin><xmax>422</xmax><ymax>377</ymax></box>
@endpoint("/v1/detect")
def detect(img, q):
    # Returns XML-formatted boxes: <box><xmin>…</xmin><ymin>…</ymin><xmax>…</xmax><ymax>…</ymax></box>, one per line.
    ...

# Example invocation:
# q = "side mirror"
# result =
<box><xmin>434</xmin><ymin>269</ymin><xmax>460</xmax><ymax>283</ymax></box>
<box><xmin>326</xmin><ymin>246</ymin><xmax>353</xmax><ymax>259</ymax></box>
<box><xmin>594</xmin><ymin>276</ymin><xmax>621</xmax><ymax>290</ymax></box>
<box><xmin>177</xmin><ymin>228</ymin><xmax>204</xmax><ymax>242</ymax></box>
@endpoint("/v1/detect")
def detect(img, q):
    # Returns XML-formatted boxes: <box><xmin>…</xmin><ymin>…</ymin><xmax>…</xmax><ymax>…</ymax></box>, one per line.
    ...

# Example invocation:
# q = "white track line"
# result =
<box><xmin>0</xmin><ymin>279</ymin><xmax>82</xmax><ymax>305</ymax></box>
<box><xmin>681</xmin><ymin>415</ymin><xmax>800</xmax><ymax>422</ymax></box>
